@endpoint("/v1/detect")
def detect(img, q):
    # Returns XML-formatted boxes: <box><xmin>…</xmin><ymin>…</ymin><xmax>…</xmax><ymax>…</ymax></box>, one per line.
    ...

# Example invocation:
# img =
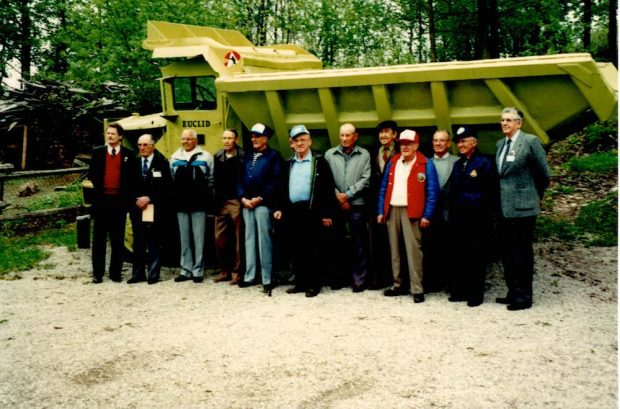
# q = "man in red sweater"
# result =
<box><xmin>88</xmin><ymin>123</ymin><xmax>136</xmax><ymax>283</ymax></box>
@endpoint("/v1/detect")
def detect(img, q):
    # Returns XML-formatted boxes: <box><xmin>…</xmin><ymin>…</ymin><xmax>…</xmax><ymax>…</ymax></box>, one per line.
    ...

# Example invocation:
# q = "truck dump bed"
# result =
<box><xmin>141</xmin><ymin>21</ymin><xmax>617</xmax><ymax>154</ymax></box>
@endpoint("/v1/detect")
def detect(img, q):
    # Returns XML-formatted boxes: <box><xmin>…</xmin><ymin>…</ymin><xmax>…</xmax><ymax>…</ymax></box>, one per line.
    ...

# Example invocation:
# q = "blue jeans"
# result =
<box><xmin>243</xmin><ymin>206</ymin><xmax>272</xmax><ymax>285</ymax></box>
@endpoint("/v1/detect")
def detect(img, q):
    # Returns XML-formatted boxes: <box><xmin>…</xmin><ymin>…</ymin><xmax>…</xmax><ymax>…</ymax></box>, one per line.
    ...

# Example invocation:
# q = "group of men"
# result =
<box><xmin>89</xmin><ymin>106</ymin><xmax>550</xmax><ymax>310</ymax></box>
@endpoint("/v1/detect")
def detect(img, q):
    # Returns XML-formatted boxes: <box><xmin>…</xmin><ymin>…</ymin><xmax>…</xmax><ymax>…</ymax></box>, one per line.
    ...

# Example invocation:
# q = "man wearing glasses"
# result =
<box><xmin>495</xmin><ymin>107</ymin><xmax>550</xmax><ymax>311</ymax></box>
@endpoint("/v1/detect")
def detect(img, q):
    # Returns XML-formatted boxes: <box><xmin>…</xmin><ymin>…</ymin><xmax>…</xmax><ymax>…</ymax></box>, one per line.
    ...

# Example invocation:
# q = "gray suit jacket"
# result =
<box><xmin>496</xmin><ymin>131</ymin><xmax>550</xmax><ymax>218</ymax></box>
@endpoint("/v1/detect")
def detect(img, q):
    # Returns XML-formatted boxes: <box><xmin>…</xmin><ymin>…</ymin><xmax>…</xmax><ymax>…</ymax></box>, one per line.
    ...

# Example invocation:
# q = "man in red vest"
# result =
<box><xmin>88</xmin><ymin>123</ymin><xmax>136</xmax><ymax>283</ymax></box>
<box><xmin>377</xmin><ymin>129</ymin><xmax>440</xmax><ymax>303</ymax></box>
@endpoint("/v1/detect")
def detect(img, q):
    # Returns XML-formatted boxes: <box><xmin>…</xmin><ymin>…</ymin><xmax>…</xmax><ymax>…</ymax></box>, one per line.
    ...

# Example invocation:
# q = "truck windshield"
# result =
<box><xmin>172</xmin><ymin>76</ymin><xmax>217</xmax><ymax>110</ymax></box>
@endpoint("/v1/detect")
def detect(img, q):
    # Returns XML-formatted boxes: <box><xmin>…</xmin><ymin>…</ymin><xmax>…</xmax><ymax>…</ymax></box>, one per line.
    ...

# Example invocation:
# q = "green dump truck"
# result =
<box><xmin>114</xmin><ymin>20</ymin><xmax>617</xmax><ymax>157</ymax></box>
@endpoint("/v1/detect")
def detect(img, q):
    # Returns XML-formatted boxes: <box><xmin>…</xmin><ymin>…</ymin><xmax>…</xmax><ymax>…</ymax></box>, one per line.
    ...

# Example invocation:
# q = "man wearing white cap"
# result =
<box><xmin>236</xmin><ymin>123</ymin><xmax>282</xmax><ymax>295</ymax></box>
<box><xmin>377</xmin><ymin>129</ymin><xmax>440</xmax><ymax>303</ymax></box>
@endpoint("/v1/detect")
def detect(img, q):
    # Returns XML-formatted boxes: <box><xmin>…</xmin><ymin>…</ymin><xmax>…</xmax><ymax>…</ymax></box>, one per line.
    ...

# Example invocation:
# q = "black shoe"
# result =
<box><xmin>495</xmin><ymin>297</ymin><xmax>513</xmax><ymax>305</ymax></box>
<box><xmin>352</xmin><ymin>285</ymin><xmax>365</xmax><ymax>293</ymax></box>
<box><xmin>286</xmin><ymin>286</ymin><xmax>305</xmax><ymax>294</ymax></box>
<box><xmin>448</xmin><ymin>295</ymin><xmax>467</xmax><ymax>302</ymax></box>
<box><xmin>507</xmin><ymin>302</ymin><xmax>532</xmax><ymax>311</ymax></box>
<box><xmin>92</xmin><ymin>277</ymin><xmax>103</xmax><ymax>284</ymax></box>
<box><xmin>262</xmin><ymin>284</ymin><xmax>272</xmax><ymax>296</ymax></box>
<box><xmin>127</xmin><ymin>277</ymin><xmax>146</xmax><ymax>284</ymax></box>
<box><xmin>238</xmin><ymin>281</ymin><xmax>254</xmax><ymax>288</ymax></box>
<box><xmin>110</xmin><ymin>276</ymin><xmax>122</xmax><ymax>283</ymax></box>
<box><xmin>192</xmin><ymin>276</ymin><xmax>204</xmax><ymax>283</ymax></box>
<box><xmin>384</xmin><ymin>287</ymin><xmax>408</xmax><ymax>297</ymax></box>
<box><xmin>413</xmin><ymin>293</ymin><xmax>425</xmax><ymax>303</ymax></box>
<box><xmin>305</xmin><ymin>289</ymin><xmax>319</xmax><ymax>297</ymax></box>
<box><xmin>330</xmin><ymin>284</ymin><xmax>343</xmax><ymax>291</ymax></box>
<box><xmin>147</xmin><ymin>278</ymin><xmax>158</xmax><ymax>285</ymax></box>
<box><xmin>174</xmin><ymin>275</ymin><xmax>191</xmax><ymax>282</ymax></box>
<box><xmin>467</xmin><ymin>299</ymin><xmax>483</xmax><ymax>307</ymax></box>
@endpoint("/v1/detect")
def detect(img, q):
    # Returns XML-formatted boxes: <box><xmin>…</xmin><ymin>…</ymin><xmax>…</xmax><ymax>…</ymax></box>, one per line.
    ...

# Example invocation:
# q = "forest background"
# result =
<box><xmin>1</xmin><ymin>0</ymin><xmax>618</xmax><ymax>115</ymax></box>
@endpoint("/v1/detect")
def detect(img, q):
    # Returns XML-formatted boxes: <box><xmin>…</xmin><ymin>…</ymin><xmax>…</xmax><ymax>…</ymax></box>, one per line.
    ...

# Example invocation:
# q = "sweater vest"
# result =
<box><xmin>383</xmin><ymin>152</ymin><xmax>427</xmax><ymax>219</ymax></box>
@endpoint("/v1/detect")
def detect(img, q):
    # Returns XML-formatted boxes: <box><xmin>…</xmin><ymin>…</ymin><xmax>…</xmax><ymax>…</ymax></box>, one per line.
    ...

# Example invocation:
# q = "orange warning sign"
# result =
<box><xmin>224</xmin><ymin>51</ymin><xmax>241</xmax><ymax>67</ymax></box>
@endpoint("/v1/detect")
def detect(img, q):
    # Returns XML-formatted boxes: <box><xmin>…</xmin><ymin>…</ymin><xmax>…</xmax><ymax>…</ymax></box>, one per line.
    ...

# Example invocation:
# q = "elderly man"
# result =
<box><xmin>377</xmin><ymin>129</ymin><xmax>440</xmax><ymax>303</ymax></box>
<box><xmin>128</xmin><ymin>134</ymin><xmax>172</xmax><ymax>285</ymax></box>
<box><xmin>274</xmin><ymin>125</ymin><xmax>336</xmax><ymax>297</ymax></box>
<box><xmin>237</xmin><ymin>123</ymin><xmax>282</xmax><ymax>295</ymax></box>
<box><xmin>88</xmin><ymin>123</ymin><xmax>136</xmax><ymax>284</ymax></box>
<box><xmin>423</xmin><ymin>129</ymin><xmax>459</xmax><ymax>293</ymax></box>
<box><xmin>368</xmin><ymin>120</ymin><xmax>399</xmax><ymax>290</ymax></box>
<box><xmin>213</xmin><ymin>128</ymin><xmax>245</xmax><ymax>285</ymax></box>
<box><xmin>170</xmin><ymin>129</ymin><xmax>214</xmax><ymax>283</ymax></box>
<box><xmin>496</xmin><ymin>107</ymin><xmax>550</xmax><ymax>311</ymax></box>
<box><xmin>447</xmin><ymin>127</ymin><xmax>496</xmax><ymax>306</ymax></box>
<box><xmin>325</xmin><ymin>123</ymin><xmax>372</xmax><ymax>292</ymax></box>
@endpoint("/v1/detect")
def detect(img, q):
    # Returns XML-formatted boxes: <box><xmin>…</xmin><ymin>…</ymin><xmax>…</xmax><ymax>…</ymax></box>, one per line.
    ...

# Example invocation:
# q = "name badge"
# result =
<box><xmin>506</xmin><ymin>155</ymin><xmax>515</xmax><ymax>162</ymax></box>
<box><xmin>152</xmin><ymin>171</ymin><xmax>162</xmax><ymax>177</ymax></box>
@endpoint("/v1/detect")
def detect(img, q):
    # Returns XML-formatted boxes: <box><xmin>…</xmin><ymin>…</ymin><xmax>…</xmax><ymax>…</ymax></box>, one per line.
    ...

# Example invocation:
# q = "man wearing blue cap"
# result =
<box><xmin>237</xmin><ymin>123</ymin><xmax>282</xmax><ymax>295</ymax></box>
<box><xmin>274</xmin><ymin>125</ymin><xmax>337</xmax><ymax>297</ymax></box>
<box><xmin>448</xmin><ymin>126</ymin><xmax>497</xmax><ymax>307</ymax></box>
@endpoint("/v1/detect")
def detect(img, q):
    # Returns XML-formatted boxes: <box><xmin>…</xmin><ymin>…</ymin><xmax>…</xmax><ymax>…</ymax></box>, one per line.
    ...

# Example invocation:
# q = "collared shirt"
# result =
<box><xmin>141</xmin><ymin>154</ymin><xmax>154</xmax><ymax>176</ymax></box>
<box><xmin>378</xmin><ymin>144</ymin><xmax>396</xmax><ymax>173</ymax></box>
<box><xmin>107</xmin><ymin>145</ymin><xmax>121</xmax><ymax>156</ymax></box>
<box><xmin>498</xmin><ymin>130</ymin><xmax>520</xmax><ymax>169</ymax></box>
<box><xmin>289</xmin><ymin>152</ymin><xmax>312</xmax><ymax>203</ymax></box>
<box><xmin>390</xmin><ymin>156</ymin><xmax>416</xmax><ymax>206</ymax></box>
<box><xmin>432</xmin><ymin>152</ymin><xmax>458</xmax><ymax>188</ymax></box>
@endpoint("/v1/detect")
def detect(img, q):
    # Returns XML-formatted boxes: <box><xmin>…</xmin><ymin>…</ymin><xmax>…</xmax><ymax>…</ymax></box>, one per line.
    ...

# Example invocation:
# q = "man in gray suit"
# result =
<box><xmin>495</xmin><ymin>107</ymin><xmax>550</xmax><ymax>311</ymax></box>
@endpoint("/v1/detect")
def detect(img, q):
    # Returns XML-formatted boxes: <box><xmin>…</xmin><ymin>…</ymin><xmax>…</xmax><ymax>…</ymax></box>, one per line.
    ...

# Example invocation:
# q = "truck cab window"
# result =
<box><xmin>172</xmin><ymin>76</ymin><xmax>217</xmax><ymax>110</ymax></box>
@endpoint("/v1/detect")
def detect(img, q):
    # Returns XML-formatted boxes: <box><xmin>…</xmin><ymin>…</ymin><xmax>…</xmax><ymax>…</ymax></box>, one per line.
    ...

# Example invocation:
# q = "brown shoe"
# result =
<box><xmin>213</xmin><ymin>271</ymin><xmax>230</xmax><ymax>283</ymax></box>
<box><xmin>230</xmin><ymin>272</ymin><xmax>241</xmax><ymax>286</ymax></box>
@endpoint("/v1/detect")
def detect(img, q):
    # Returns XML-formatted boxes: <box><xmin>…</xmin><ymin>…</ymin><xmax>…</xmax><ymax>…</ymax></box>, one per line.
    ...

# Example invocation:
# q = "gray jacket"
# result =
<box><xmin>496</xmin><ymin>131</ymin><xmax>550</xmax><ymax>218</ymax></box>
<box><xmin>325</xmin><ymin>145</ymin><xmax>371</xmax><ymax>206</ymax></box>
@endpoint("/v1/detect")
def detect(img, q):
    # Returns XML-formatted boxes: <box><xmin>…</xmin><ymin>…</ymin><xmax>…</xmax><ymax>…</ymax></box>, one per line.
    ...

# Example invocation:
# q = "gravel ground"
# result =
<box><xmin>0</xmin><ymin>243</ymin><xmax>616</xmax><ymax>408</ymax></box>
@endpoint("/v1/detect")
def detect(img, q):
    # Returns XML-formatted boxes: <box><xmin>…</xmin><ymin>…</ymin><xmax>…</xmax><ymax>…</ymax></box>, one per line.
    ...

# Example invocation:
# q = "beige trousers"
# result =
<box><xmin>386</xmin><ymin>206</ymin><xmax>423</xmax><ymax>294</ymax></box>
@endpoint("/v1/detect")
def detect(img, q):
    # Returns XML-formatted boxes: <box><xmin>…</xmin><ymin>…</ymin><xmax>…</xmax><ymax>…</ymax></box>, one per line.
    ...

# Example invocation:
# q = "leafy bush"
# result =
<box><xmin>535</xmin><ymin>216</ymin><xmax>579</xmax><ymax>242</ymax></box>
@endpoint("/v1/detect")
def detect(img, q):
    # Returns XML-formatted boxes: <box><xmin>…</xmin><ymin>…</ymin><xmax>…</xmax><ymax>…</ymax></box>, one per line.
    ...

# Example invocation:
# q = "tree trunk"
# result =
<box><xmin>476</xmin><ymin>0</ymin><xmax>488</xmax><ymax>59</ymax></box>
<box><xmin>428</xmin><ymin>0</ymin><xmax>437</xmax><ymax>62</ymax></box>
<box><xmin>583</xmin><ymin>0</ymin><xmax>592</xmax><ymax>50</ymax></box>
<box><xmin>608</xmin><ymin>0</ymin><xmax>617</xmax><ymax>66</ymax></box>
<box><xmin>19</xmin><ymin>0</ymin><xmax>31</xmax><ymax>80</ymax></box>
<box><xmin>487</xmin><ymin>0</ymin><xmax>499</xmax><ymax>58</ymax></box>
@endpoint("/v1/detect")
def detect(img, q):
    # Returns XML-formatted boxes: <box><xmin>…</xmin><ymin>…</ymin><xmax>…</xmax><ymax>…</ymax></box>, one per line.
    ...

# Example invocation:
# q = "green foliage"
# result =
<box><xmin>564</xmin><ymin>150</ymin><xmax>618</xmax><ymax>173</ymax></box>
<box><xmin>575</xmin><ymin>192</ymin><xmax>618</xmax><ymax>246</ymax></box>
<box><xmin>583</xmin><ymin>117</ymin><xmax>618</xmax><ymax>151</ymax></box>
<box><xmin>0</xmin><ymin>221</ymin><xmax>76</xmax><ymax>276</ymax></box>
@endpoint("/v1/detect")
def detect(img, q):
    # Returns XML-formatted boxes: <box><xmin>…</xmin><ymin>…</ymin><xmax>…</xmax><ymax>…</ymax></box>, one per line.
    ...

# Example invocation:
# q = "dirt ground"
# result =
<box><xmin>0</xmin><ymin>243</ymin><xmax>617</xmax><ymax>409</ymax></box>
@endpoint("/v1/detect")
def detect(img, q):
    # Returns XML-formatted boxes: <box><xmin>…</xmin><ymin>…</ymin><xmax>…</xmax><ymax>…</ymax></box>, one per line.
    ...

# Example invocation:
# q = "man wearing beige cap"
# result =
<box><xmin>377</xmin><ymin>129</ymin><xmax>440</xmax><ymax>303</ymax></box>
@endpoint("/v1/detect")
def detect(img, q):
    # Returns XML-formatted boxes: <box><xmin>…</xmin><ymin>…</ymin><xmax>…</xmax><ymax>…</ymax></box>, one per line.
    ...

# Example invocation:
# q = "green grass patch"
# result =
<box><xmin>575</xmin><ymin>192</ymin><xmax>618</xmax><ymax>246</ymax></box>
<box><xmin>0</xmin><ymin>221</ymin><xmax>76</xmax><ymax>277</ymax></box>
<box><xmin>535</xmin><ymin>216</ymin><xmax>579</xmax><ymax>242</ymax></box>
<box><xmin>564</xmin><ymin>150</ymin><xmax>618</xmax><ymax>173</ymax></box>
<box><xmin>536</xmin><ymin>192</ymin><xmax>618</xmax><ymax>247</ymax></box>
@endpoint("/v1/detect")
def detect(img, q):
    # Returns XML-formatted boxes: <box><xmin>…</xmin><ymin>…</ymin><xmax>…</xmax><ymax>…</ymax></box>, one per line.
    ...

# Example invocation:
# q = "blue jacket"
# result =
<box><xmin>236</xmin><ymin>147</ymin><xmax>282</xmax><ymax>208</ymax></box>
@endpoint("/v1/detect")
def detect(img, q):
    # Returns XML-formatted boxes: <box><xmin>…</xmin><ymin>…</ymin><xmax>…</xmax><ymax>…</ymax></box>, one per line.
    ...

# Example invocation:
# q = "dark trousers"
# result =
<box><xmin>368</xmin><ymin>221</ymin><xmax>392</xmax><ymax>288</ymax></box>
<box><xmin>422</xmin><ymin>216</ymin><xmax>452</xmax><ymax>292</ymax></box>
<box><xmin>327</xmin><ymin>205</ymin><xmax>369</xmax><ymax>288</ymax></box>
<box><xmin>450</xmin><ymin>219</ymin><xmax>488</xmax><ymax>302</ymax></box>
<box><xmin>286</xmin><ymin>202</ymin><xmax>322</xmax><ymax>291</ymax></box>
<box><xmin>131</xmin><ymin>210</ymin><xmax>163</xmax><ymax>281</ymax></box>
<box><xmin>92</xmin><ymin>194</ymin><xmax>127</xmax><ymax>280</ymax></box>
<box><xmin>499</xmin><ymin>215</ymin><xmax>536</xmax><ymax>304</ymax></box>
